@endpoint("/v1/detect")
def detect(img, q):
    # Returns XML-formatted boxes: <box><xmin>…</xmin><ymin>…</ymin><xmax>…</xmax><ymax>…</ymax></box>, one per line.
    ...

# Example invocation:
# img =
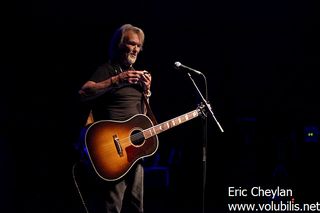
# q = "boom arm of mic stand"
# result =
<box><xmin>187</xmin><ymin>73</ymin><xmax>224</xmax><ymax>133</ymax></box>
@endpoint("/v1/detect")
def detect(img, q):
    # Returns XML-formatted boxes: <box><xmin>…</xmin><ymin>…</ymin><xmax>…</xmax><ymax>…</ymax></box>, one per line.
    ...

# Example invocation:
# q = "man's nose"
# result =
<box><xmin>134</xmin><ymin>44</ymin><xmax>141</xmax><ymax>51</ymax></box>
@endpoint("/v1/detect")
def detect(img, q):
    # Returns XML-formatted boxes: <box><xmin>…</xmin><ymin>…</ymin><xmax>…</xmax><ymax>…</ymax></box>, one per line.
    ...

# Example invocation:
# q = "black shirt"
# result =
<box><xmin>89</xmin><ymin>63</ymin><xmax>144</xmax><ymax>121</ymax></box>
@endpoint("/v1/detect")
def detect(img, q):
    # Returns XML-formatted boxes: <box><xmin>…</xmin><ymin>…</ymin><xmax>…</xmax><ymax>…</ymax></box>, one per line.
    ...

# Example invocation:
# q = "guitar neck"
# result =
<box><xmin>143</xmin><ymin>108</ymin><xmax>200</xmax><ymax>139</ymax></box>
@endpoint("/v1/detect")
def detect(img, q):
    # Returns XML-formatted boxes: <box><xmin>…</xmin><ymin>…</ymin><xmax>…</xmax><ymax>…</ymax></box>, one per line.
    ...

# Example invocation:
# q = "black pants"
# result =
<box><xmin>73</xmin><ymin>161</ymin><xmax>144</xmax><ymax>213</ymax></box>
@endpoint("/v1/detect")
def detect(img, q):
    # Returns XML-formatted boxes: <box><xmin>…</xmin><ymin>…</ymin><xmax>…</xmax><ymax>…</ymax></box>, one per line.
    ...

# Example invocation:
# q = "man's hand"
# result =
<box><xmin>115</xmin><ymin>70</ymin><xmax>151</xmax><ymax>91</ymax></box>
<box><xmin>139</xmin><ymin>70</ymin><xmax>151</xmax><ymax>91</ymax></box>
<box><xmin>116</xmin><ymin>70</ymin><xmax>143</xmax><ymax>84</ymax></box>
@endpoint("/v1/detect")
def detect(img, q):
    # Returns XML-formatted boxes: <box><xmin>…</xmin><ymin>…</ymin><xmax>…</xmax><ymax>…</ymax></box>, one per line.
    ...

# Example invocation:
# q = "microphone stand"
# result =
<box><xmin>186</xmin><ymin>72</ymin><xmax>224</xmax><ymax>213</ymax></box>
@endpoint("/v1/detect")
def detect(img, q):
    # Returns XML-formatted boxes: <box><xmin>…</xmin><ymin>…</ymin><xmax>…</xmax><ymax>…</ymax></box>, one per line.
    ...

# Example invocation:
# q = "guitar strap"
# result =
<box><xmin>142</xmin><ymin>94</ymin><xmax>158</xmax><ymax>125</ymax></box>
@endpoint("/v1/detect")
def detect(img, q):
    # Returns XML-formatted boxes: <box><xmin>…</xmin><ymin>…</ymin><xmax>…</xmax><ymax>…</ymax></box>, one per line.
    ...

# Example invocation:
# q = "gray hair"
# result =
<box><xmin>108</xmin><ymin>24</ymin><xmax>145</xmax><ymax>62</ymax></box>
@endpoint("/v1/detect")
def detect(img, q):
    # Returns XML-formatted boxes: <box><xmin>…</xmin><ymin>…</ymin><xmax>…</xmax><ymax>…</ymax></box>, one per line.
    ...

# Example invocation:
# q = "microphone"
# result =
<box><xmin>174</xmin><ymin>61</ymin><xmax>203</xmax><ymax>75</ymax></box>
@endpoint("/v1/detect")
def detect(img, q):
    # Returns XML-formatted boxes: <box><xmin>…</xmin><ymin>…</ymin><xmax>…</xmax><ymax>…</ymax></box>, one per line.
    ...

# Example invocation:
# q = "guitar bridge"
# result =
<box><xmin>113</xmin><ymin>135</ymin><xmax>123</xmax><ymax>157</ymax></box>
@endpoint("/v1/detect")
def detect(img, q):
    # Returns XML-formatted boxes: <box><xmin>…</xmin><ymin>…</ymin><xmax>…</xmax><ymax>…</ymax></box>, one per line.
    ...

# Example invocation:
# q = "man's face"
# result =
<box><xmin>121</xmin><ymin>30</ymin><xmax>142</xmax><ymax>66</ymax></box>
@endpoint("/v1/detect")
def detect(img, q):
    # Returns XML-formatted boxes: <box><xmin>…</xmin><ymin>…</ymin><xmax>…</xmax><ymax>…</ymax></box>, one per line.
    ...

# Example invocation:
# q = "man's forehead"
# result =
<box><xmin>124</xmin><ymin>31</ymin><xmax>141</xmax><ymax>42</ymax></box>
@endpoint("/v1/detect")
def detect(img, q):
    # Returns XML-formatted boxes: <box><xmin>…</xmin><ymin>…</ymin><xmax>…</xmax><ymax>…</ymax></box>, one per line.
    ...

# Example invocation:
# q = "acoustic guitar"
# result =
<box><xmin>85</xmin><ymin>104</ymin><xmax>206</xmax><ymax>181</ymax></box>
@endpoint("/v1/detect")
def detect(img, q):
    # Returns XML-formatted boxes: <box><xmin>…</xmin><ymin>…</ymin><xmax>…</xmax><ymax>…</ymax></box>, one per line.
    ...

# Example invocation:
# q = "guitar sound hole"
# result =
<box><xmin>130</xmin><ymin>130</ymin><xmax>145</xmax><ymax>146</ymax></box>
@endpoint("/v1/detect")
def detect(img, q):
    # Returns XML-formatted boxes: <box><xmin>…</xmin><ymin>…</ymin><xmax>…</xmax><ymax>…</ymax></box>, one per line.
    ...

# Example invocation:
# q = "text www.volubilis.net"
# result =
<box><xmin>228</xmin><ymin>200</ymin><xmax>320</xmax><ymax>212</ymax></box>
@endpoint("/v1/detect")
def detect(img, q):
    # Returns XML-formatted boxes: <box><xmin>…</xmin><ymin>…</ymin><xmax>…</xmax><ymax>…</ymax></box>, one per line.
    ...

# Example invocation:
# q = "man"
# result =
<box><xmin>76</xmin><ymin>24</ymin><xmax>152</xmax><ymax>213</ymax></box>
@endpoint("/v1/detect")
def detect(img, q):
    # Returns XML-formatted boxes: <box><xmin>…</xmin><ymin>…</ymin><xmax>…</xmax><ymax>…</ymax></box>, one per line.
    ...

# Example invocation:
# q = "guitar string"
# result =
<box><xmin>98</xmin><ymin>132</ymin><xmax>145</xmax><ymax>149</ymax></box>
<box><xmin>117</xmin><ymin>131</ymin><xmax>145</xmax><ymax>145</ymax></box>
<box><xmin>117</xmin><ymin>111</ymin><xmax>197</xmax><ymax>144</ymax></box>
<box><xmin>113</xmin><ymin>125</ymin><xmax>162</xmax><ymax>146</ymax></box>
<box><xmin>101</xmin><ymin>109</ymin><xmax>200</xmax><ymax>147</ymax></box>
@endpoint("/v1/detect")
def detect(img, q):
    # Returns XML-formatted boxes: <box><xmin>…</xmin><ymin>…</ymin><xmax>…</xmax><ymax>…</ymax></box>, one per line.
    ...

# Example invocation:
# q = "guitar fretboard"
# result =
<box><xmin>143</xmin><ymin>109</ymin><xmax>200</xmax><ymax>139</ymax></box>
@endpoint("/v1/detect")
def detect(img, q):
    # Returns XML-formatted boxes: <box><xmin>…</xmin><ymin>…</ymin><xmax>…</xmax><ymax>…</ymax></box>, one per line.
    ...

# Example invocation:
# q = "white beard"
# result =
<box><xmin>127</xmin><ymin>54</ymin><xmax>137</xmax><ymax>65</ymax></box>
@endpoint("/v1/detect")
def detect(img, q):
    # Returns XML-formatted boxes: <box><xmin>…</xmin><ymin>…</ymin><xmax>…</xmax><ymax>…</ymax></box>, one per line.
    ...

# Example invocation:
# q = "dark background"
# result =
<box><xmin>4</xmin><ymin>0</ymin><xmax>320</xmax><ymax>212</ymax></box>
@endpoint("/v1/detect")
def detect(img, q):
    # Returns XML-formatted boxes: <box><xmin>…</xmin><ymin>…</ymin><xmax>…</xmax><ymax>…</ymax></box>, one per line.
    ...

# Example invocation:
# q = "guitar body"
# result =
<box><xmin>85</xmin><ymin>114</ymin><xmax>158</xmax><ymax>181</ymax></box>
